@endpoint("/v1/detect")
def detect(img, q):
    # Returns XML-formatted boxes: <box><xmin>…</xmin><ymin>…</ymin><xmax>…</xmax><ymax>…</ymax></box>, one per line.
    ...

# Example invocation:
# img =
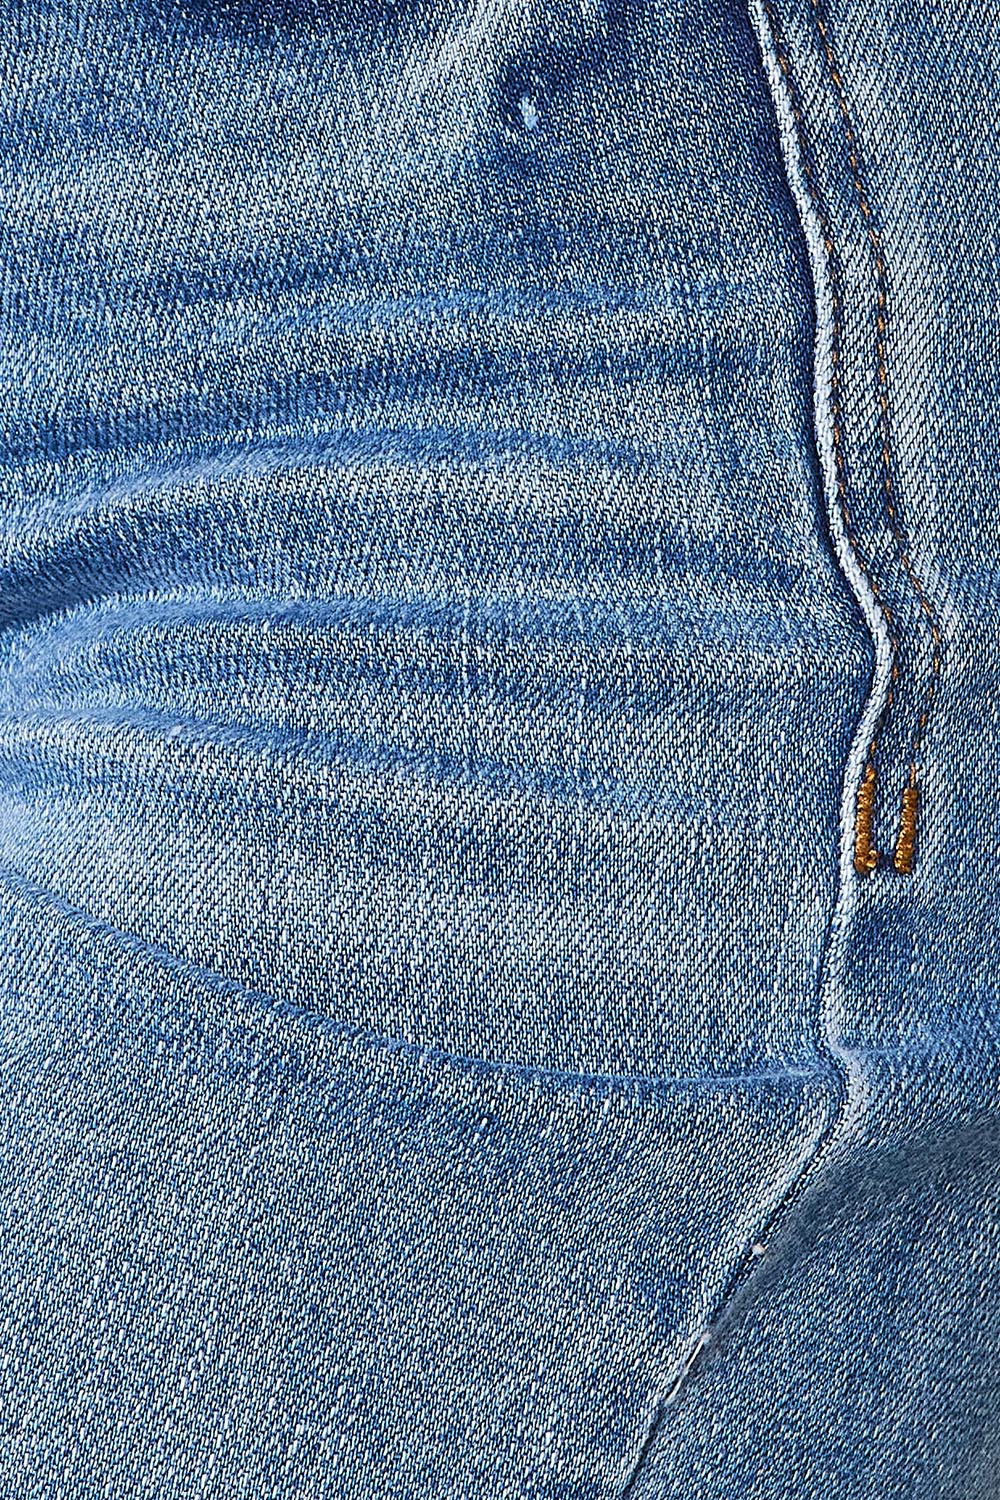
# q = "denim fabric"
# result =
<box><xmin>0</xmin><ymin>0</ymin><xmax>996</xmax><ymax>1495</ymax></box>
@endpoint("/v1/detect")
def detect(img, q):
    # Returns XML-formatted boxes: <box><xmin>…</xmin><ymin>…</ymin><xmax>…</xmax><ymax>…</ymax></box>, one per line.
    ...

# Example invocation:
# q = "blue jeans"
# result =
<box><xmin>0</xmin><ymin>0</ymin><xmax>997</xmax><ymax>1494</ymax></box>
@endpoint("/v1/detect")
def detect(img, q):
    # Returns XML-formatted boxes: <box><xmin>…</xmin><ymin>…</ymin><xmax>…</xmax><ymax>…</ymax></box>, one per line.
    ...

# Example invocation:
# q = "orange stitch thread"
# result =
<box><xmin>762</xmin><ymin>0</ymin><xmax>896</xmax><ymax>878</ymax></box>
<box><xmin>893</xmin><ymin>779</ymin><xmax>919</xmax><ymax>873</ymax></box>
<box><xmin>807</xmin><ymin>0</ymin><xmax>944</xmax><ymax>874</ymax></box>
<box><xmin>854</xmin><ymin>761</ymin><xmax>881</xmax><ymax>874</ymax></box>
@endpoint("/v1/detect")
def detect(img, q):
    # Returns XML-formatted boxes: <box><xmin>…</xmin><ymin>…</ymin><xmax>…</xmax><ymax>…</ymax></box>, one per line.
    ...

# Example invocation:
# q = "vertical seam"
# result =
<box><xmin>614</xmin><ymin>8</ymin><xmax>875</xmax><ymax>1469</ymax></box>
<box><xmin>623</xmin><ymin>0</ymin><xmax>878</xmax><ymax>1427</ymax></box>
<box><xmin>617</xmin><ymin>5</ymin><xmax>899</xmax><ymax>1470</ymax></box>
<box><xmin>807</xmin><ymin>0</ymin><xmax>945</xmax><ymax>873</ymax></box>
<box><xmin>761</xmin><ymin>0</ymin><xmax>894</xmax><ymax>876</ymax></box>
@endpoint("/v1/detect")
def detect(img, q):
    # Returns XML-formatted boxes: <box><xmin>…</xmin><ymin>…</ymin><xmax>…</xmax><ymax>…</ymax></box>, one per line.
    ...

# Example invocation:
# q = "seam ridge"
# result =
<box><xmin>749</xmin><ymin>0</ymin><xmax>871</xmax><ymax>1199</ymax></box>
<box><xmin>612</xmin><ymin>14</ymin><xmax>876</xmax><ymax>1475</ymax></box>
<box><xmin>626</xmin><ymin>0</ymin><xmax>883</xmax><ymax>1434</ymax></box>
<box><xmin>761</xmin><ymin>0</ymin><xmax>900</xmax><ymax>875</ymax></box>
<box><xmin>807</xmin><ymin>0</ymin><xmax>945</xmax><ymax>875</ymax></box>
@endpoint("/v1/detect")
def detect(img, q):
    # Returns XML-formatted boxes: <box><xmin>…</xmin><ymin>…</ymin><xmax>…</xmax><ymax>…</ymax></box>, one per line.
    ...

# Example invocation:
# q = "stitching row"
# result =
<box><xmin>807</xmin><ymin>0</ymin><xmax>944</xmax><ymax>874</ymax></box>
<box><xmin>761</xmin><ymin>0</ymin><xmax>896</xmax><ymax>876</ymax></box>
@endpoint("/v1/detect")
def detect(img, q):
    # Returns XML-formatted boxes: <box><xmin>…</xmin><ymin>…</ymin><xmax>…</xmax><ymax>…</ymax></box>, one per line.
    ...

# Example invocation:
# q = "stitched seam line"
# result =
<box><xmin>762</xmin><ymin>0</ymin><xmax>895</xmax><ymax>876</ymax></box>
<box><xmin>0</xmin><ymin>859</ymin><xmax>833</xmax><ymax>1103</ymax></box>
<box><xmin>613</xmin><ymin>17</ymin><xmax>864</xmax><ymax>1460</ymax></box>
<box><xmin>809</xmin><ymin>0</ymin><xmax>944</xmax><ymax>872</ymax></box>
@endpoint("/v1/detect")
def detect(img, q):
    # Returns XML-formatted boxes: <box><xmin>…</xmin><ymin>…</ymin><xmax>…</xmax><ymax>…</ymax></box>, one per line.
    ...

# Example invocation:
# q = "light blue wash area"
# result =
<box><xmin>0</xmin><ymin>0</ymin><xmax>996</xmax><ymax>1495</ymax></box>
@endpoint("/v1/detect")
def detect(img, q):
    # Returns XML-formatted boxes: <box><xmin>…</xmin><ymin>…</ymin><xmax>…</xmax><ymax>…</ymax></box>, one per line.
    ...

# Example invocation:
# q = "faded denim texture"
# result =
<box><xmin>0</xmin><ymin>0</ymin><xmax>996</xmax><ymax>1495</ymax></box>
